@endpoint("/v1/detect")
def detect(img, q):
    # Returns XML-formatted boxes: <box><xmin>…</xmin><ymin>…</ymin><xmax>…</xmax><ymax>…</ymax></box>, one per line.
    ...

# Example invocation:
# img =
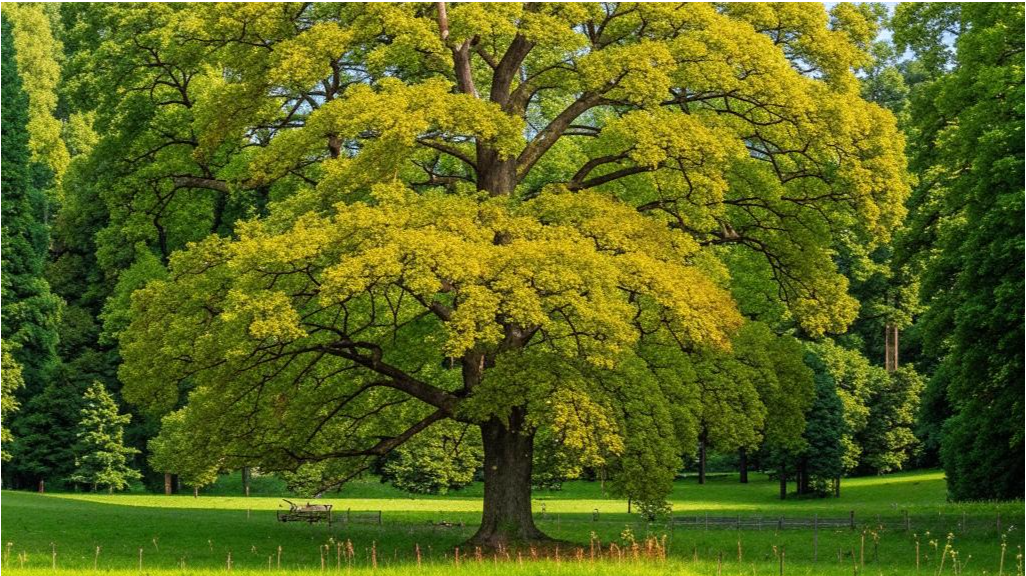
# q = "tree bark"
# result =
<box><xmin>164</xmin><ymin>473</ymin><xmax>173</xmax><ymax>495</ymax></box>
<box><xmin>466</xmin><ymin>408</ymin><xmax>546</xmax><ymax>547</ymax></box>
<box><xmin>796</xmin><ymin>457</ymin><xmax>807</xmax><ymax>495</ymax></box>
<box><xmin>242</xmin><ymin>466</ymin><xmax>251</xmax><ymax>497</ymax></box>
<box><xmin>779</xmin><ymin>464</ymin><xmax>787</xmax><ymax>500</ymax></box>
<box><xmin>477</xmin><ymin>149</ymin><xmax>516</xmax><ymax>196</ymax></box>
<box><xmin>697</xmin><ymin>431</ymin><xmax>707</xmax><ymax>485</ymax></box>
<box><xmin>884</xmin><ymin>324</ymin><xmax>899</xmax><ymax>372</ymax></box>
<box><xmin>739</xmin><ymin>447</ymin><xmax>748</xmax><ymax>484</ymax></box>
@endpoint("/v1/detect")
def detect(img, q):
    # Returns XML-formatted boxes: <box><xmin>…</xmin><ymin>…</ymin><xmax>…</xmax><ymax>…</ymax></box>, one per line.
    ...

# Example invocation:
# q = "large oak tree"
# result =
<box><xmin>117</xmin><ymin>3</ymin><xmax>907</xmax><ymax>545</ymax></box>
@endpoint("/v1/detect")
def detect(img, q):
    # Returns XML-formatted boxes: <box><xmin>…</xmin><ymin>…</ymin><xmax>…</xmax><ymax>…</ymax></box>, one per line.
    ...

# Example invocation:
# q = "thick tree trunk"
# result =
<box><xmin>476</xmin><ymin>150</ymin><xmax>517</xmax><ymax>196</ymax></box>
<box><xmin>739</xmin><ymin>447</ymin><xmax>748</xmax><ymax>483</ymax></box>
<box><xmin>164</xmin><ymin>473</ymin><xmax>173</xmax><ymax>495</ymax></box>
<box><xmin>467</xmin><ymin>409</ymin><xmax>546</xmax><ymax>547</ymax></box>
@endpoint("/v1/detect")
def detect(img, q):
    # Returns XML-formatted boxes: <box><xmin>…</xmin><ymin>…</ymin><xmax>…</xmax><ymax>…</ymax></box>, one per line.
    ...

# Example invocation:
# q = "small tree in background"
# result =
<box><xmin>798</xmin><ymin>358</ymin><xmax>846</xmax><ymax>496</ymax></box>
<box><xmin>379</xmin><ymin>420</ymin><xmax>482</xmax><ymax>495</ymax></box>
<box><xmin>70</xmin><ymin>381</ymin><xmax>141</xmax><ymax>492</ymax></box>
<box><xmin>148</xmin><ymin>410</ymin><xmax>219</xmax><ymax>497</ymax></box>
<box><xmin>859</xmin><ymin>366</ymin><xmax>924</xmax><ymax>474</ymax></box>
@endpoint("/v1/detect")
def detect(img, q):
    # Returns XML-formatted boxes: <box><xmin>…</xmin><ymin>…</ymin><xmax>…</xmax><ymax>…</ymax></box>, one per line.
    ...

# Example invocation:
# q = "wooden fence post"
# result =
<box><xmin>378</xmin><ymin>510</ymin><xmax>382</xmax><ymax>525</ymax></box>
<box><xmin>813</xmin><ymin>514</ymin><xmax>818</xmax><ymax>562</ymax></box>
<box><xmin>849</xmin><ymin>511</ymin><xmax>855</xmax><ymax>530</ymax></box>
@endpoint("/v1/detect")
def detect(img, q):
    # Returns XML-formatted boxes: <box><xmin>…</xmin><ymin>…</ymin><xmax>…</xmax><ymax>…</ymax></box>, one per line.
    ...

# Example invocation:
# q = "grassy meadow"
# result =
<box><xmin>2</xmin><ymin>470</ymin><xmax>1023</xmax><ymax>575</ymax></box>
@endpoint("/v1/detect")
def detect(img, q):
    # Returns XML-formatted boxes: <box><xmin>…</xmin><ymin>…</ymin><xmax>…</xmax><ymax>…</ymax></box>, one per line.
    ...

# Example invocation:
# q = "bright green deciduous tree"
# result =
<box><xmin>894</xmin><ymin>3</ymin><xmax>1024</xmax><ymax>501</ymax></box>
<box><xmin>1</xmin><ymin>4</ymin><xmax>68</xmax><ymax>182</ymax></box>
<box><xmin>70</xmin><ymin>381</ymin><xmax>142</xmax><ymax>492</ymax></box>
<box><xmin>804</xmin><ymin>340</ymin><xmax>877</xmax><ymax>473</ymax></box>
<box><xmin>117</xmin><ymin>3</ymin><xmax>907</xmax><ymax>545</ymax></box>
<box><xmin>1</xmin><ymin>341</ymin><xmax>25</xmax><ymax>461</ymax></box>
<box><xmin>379</xmin><ymin>420</ymin><xmax>482</xmax><ymax>495</ymax></box>
<box><xmin>799</xmin><ymin>340</ymin><xmax>923</xmax><ymax>483</ymax></box>
<box><xmin>685</xmin><ymin>322</ymin><xmax>813</xmax><ymax>485</ymax></box>
<box><xmin>148</xmin><ymin>411</ymin><xmax>219</xmax><ymax>496</ymax></box>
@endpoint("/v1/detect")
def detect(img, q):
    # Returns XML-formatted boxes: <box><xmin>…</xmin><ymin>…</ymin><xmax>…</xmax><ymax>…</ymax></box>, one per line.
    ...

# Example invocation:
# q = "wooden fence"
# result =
<box><xmin>540</xmin><ymin>510</ymin><xmax>1014</xmax><ymax>534</ymax></box>
<box><xmin>328</xmin><ymin>509</ymin><xmax>1012</xmax><ymax>535</ymax></box>
<box><xmin>339</xmin><ymin>509</ymin><xmax>383</xmax><ymax>525</ymax></box>
<box><xmin>669</xmin><ymin>513</ymin><xmax>853</xmax><ymax>531</ymax></box>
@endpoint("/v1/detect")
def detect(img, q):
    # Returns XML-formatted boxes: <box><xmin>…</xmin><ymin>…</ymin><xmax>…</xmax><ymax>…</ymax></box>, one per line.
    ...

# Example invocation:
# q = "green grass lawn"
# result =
<box><xmin>2</xmin><ymin>470</ymin><xmax>1022</xmax><ymax>575</ymax></box>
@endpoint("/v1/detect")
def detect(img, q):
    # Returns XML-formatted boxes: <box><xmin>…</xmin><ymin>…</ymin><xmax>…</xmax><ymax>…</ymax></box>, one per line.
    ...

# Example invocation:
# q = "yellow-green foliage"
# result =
<box><xmin>1</xmin><ymin>3</ymin><xmax>69</xmax><ymax>180</ymax></box>
<box><xmin>1</xmin><ymin>341</ymin><xmax>25</xmax><ymax>461</ymax></box>
<box><xmin>109</xmin><ymin>2</ymin><xmax>909</xmax><ymax>509</ymax></box>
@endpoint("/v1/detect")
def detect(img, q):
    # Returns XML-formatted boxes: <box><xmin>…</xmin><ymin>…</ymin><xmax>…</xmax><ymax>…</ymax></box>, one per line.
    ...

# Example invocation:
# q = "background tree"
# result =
<box><xmin>687</xmin><ymin>325</ymin><xmax>767</xmax><ymax>486</ymax></box>
<box><xmin>1</xmin><ymin>12</ymin><xmax>66</xmax><ymax>489</ymax></box>
<box><xmin>720</xmin><ymin>248</ymin><xmax>815</xmax><ymax>485</ymax></box>
<box><xmin>747</xmin><ymin>327</ymin><xmax>815</xmax><ymax>494</ymax></box>
<box><xmin>69</xmin><ymin>381</ymin><xmax>141</xmax><ymax>492</ymax></box>
<box><xmin>8</xmin><ymin>380</ymin><xmax>86</xmax><ymax>489</ymax></box>
<box><xmin>858</xmin><ymin>366</ymin><xmax>924</xmax><ymax>474</ymax></box>
<box><xmin>378</xmin><ymin>420</ymin><xmax>482</xmax><ymax>494</ymax></box>
<box><xmin>804</xmin><ymin>340</ymin><xmax>879</xmax><ymax>474</ymax></box>
<box><xmin>1</xmin><ymin>3</ymin><xmax>68</xmax><ymax>182</ymax></box>
<box><xmin>893</xmin><ymin>2</ymin><xmax>1024</xmax><ymax>500</ymax></box>
<box><xmin>148</xmin><ymin>411</ymin><xmax>219</xmax><ymax>497</ymax></box>
<box><xmin>796</xmin><ymin>351</ymin><xmax>846</xmax><ymax>497</ymax></box>
<box><xmin>117</xmin><ymin>3</ymin><xmax>907</xmax><ymax>546</ymax></box>
<box><xmin>1</xmin><ymin>341</ymin><xmax>25</xmax><ymax>462</ymax></box>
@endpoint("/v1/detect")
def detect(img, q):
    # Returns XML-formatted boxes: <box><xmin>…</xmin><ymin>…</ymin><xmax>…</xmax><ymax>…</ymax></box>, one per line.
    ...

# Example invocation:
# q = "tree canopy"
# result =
<box><xmin>107</xmin><ymin>3</ymin><xmax>908</xmax><ymax>544</ymax></box>
<box><xmin>893</xmin><ymin>2</ymin><xmax>1025</xmax><ymax>501</ymax></box>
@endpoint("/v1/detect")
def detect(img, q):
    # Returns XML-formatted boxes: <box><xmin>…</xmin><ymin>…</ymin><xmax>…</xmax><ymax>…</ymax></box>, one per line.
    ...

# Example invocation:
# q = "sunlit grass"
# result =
<box><xmin>41</xmin><ymin>469</ymin><xmax>1008</xmax><ymax>516</ymax></box>
<box><xmin>2</xmin><ymin>469</ymin><xmax>1022</xmax><ymax>575</ymax></box>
